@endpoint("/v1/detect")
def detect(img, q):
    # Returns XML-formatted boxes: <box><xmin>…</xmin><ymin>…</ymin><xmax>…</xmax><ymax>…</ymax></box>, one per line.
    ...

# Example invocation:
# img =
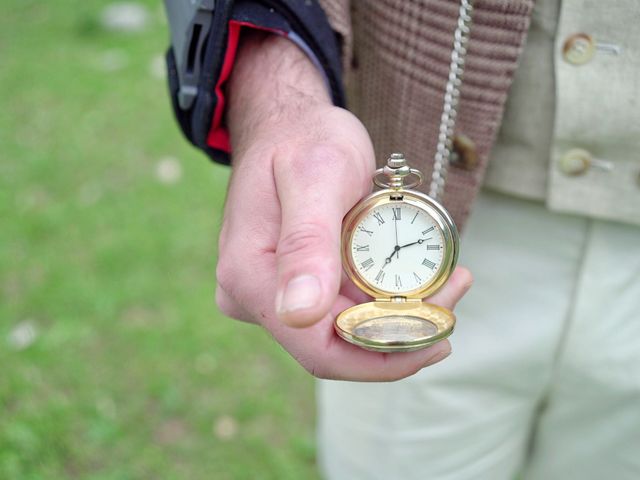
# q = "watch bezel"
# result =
<box><xmin>342</xmin><ymin>189</ymin><xmax>459</xmax><ymax>300</ymax></box>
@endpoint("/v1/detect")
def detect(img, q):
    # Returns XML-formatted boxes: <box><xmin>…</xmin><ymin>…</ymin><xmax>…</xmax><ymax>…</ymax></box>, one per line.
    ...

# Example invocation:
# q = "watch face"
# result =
<box><xmin>350</xmin><ymin>202</ymin><xmax>445</xmax><ymax>294</ymax></box>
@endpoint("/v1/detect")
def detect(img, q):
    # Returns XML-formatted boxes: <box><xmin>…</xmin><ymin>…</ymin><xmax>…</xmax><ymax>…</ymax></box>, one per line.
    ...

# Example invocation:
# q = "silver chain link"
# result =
<box><xmin>428</xmin><ymin>0</ymin><xmax>474</xmax><ymax>201</ymax></box>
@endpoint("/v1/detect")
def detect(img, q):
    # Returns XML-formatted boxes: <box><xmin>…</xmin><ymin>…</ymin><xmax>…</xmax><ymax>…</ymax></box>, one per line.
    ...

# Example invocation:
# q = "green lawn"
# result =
<box><xmin>0</xmin><ymin>1</ymin><xmax>319</xmax><ymax>478</ymax></box>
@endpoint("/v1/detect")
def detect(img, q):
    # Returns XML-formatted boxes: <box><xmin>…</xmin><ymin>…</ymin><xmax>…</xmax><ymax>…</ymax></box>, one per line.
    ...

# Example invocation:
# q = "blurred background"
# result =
<box><xmin>0</xmin><ymin>1</ymin><xmax>319</xmax><ymax>478</ymax></box>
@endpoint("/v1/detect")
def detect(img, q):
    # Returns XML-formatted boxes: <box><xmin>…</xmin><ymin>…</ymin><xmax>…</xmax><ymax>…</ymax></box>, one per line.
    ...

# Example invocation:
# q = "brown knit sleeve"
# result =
<box><xmin>318</xmin><ymin>0</ymin><xmax>353</xmax><ymax>73</ymax></box>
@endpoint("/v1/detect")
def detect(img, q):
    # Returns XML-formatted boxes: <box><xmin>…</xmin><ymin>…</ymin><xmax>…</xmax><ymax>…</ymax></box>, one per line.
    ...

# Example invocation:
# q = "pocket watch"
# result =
<box><xmin>335</xmin><ymin>153</ymin><xmax>459</xmax><ymax>352</ymax></box>
<box><xmin>335</xmin><ymin>0</ymin><xmax>474</xmax><ymax>352</ymax></box>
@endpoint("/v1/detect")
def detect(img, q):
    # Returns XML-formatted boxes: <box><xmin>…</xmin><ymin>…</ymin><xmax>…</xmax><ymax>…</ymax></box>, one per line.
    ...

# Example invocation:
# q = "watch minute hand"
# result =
<box><xmin>398</xmin><ymin>239</ymin><xmax>424</xmax><ymax>249</ymax></box>
<box><xmin>394</xmin><ymin>212</ymin><xmax>399</xmax><ymax>259</ymax></box>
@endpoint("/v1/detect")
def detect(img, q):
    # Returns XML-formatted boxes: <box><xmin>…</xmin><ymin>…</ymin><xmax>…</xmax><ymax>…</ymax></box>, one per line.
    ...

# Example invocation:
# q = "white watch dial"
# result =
<box><xmin>350</xmin><ymin>203</ymin><xmax>445</xmax><ymax>294</ymax></box>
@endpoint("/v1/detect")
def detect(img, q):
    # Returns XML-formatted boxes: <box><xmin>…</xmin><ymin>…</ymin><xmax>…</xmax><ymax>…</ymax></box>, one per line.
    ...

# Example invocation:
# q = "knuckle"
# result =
<box><xmin>459</xmin><ymin>267</ymin><xmax>474</xmax><ymax>290</ymax></box>
<box><xmin>282</xmin><ymin>142</ymin><xmax>355</xmax><ymax>182</ymax></box>
<box><xmin>380</xmin><ymin>370</ymin><xmax>414</xmax><ymax>382</ymax></box>
<box><xmin>307</xmin><ymin>363</ymin><xmax>331</xmax><ymax>380</ymax></box>
<box><xmin>215</xmin><ymin>257</ymin><xmax>239</xmax><ymax>302</ymax></box>
<box><xmin>215</xmin><ymin>229</ymin><xmax>243</xmax><ymax>297</ymax></box>
<box><xmin>401</xmin><ymin>364</ymin><xmax>424</xmax><ymax>380</ymax></box>
<box><xmin>375</xmin><ymin>369</ymin><xmax>405</xmax><ymax>382</ymax></box>
<box><xmin>218</xmin><ymin>217</ymin><xmax>230</xmax><ymax>247</ymax></box>
<box><xmin>214</xmin><ymin>284</ymin><xmax>235</xmax><ymax>317</ymax></box>
<box><xmin>377</xmin><ymin>355</ymin><xmax>421</xmax><ymax>382</ymax></box>
<box><xmin>215</xmin><ymin>266</ymin><xmax>258</xmax><ymax>323</ymax></box>
<box><xmin>296</xmin><ymin>355</ymin><xmax>331</xmax><ymax>379</ymax></box>
<box><xmin>306</xmin><ymin>143</ymin><xmax>354</xmax><ymax>167</ymax></box>
<box><xmin>277</xmin><ymin>222</ymin><xmax>333</xmax><ymax>260</ymax></box>
<box><xmin>312</xmin><ymin>370</ymin><xmax>331</xmax><ymax>380</ymax></box>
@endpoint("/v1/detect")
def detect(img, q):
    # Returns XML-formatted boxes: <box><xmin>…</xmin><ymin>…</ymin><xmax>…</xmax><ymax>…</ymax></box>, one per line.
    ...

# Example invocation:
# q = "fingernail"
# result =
<box><xmin>422</xmin><ymin>347</ymin><xmax>452</xmax><ymax>368</ymax></box>
<box><xmin>276</xmin><ymin>275</ymin><xmax>321</xmax><ymax>314</ymax></box>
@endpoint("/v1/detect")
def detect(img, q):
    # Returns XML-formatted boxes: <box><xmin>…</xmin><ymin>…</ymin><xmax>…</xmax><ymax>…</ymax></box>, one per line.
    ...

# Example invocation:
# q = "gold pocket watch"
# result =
<box><xmin>335</xmin><ymin>0</ymin><xmax>473</xmax><ymax>352</ymax></box>
<box><xmin>335</xmin><ymin>153</ymin><xmax>459</xmax><ymax>352</ymax></box>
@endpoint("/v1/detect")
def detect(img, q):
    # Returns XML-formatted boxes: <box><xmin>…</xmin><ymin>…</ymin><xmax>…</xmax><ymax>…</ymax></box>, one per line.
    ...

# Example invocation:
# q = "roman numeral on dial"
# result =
<box><xmin>395</xmin><ymin>274</ymin><xmax>402</xmax><ymax>288</ymax></box>
<box><xmin>355</xmin><ymin>244</ymin><xmax>369</xmax><ymax>251</ymax></box>
<box><xmin>359</xmin><ymin>226</ymin><xmax>373</xmax><ymax>236</ymax></box>
<box><xmin>422</xmin><ymin>226</ymin><xmax>435</xmax><ymax>235</ymax></box>
<box><xmin>375</xmin><ymin>270</ymin><xmax>385</xmax><ymax>284</ymax></box>
<box><xmin>392</xmin><ymin>207</ymin><xmax>401</xmax><ymax>221</ymax></box>
<box><xmin>426</xmin><ymin>244</ymin><xmax>441</xmax><ymax>251</ymax></box>
<box><xmin>422</xmin><ymin>258</ymin><xmax>436</xmax><ymax>270</ymax></box>
<box><xmin>373</xmin><ymin>212</ymin><xmax>385</xmax><ymax>226</ymax></box>
<box><xmin>360</xmin><ymin>258</ymin><xmax>375</xmax><ymax>271</ymax></box>
<box><xmin>413</xmin><ymin>272</ymin><xmax>422</xmax><ymax>284</ymax></box>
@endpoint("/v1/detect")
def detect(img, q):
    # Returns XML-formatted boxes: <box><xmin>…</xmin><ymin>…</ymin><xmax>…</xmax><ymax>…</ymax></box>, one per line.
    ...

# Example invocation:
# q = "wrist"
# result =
<box><xmin>227</xmin><ymin>31</ymin><xmax>332</xmax><ymax>146</ymax></box>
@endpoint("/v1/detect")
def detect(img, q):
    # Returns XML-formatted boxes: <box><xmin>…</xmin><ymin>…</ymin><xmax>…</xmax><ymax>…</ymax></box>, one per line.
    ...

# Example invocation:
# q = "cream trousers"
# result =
<box><xmin>318</xmin><ymin>190</ymin><xmax>640</xmax><ymax>480</ymax></box>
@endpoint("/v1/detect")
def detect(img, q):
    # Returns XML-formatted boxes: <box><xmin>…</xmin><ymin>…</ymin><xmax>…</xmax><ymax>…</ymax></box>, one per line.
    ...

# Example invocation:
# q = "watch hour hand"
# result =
<box><xmin>383</xmin><ymin>245</ymin><xmax>401</xmax><ymax>267</ymax></box>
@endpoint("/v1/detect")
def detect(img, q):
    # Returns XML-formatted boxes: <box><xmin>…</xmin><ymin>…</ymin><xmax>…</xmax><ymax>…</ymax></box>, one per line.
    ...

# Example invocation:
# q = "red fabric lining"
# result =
<box><xmin>206</xmin><ymin>20</ymin><xmax>285</xmax><ymax>153</ymax></box>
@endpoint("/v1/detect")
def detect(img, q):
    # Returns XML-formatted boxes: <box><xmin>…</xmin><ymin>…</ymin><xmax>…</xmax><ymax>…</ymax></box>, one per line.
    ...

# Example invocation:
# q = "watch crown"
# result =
<box><xmin>389</xmin><ymin>152</ymin><xmax>405</xmax><ymax>164</ymax></box>
<box><xmin>384</xmin><ymin>153</ymin><xmax>411</xmax><ymax>188</ymax></box>
<box><xmin>373</xmin><ymin>153</ymin><xmax>424</xmax><ymax>190</ymax></box>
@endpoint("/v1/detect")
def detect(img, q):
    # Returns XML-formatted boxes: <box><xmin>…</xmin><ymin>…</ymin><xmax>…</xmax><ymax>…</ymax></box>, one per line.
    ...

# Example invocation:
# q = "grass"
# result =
<box><xmin>0</xmin><ymin>1</ymin><xmax>319</xmax><ymax>478</ymax></box>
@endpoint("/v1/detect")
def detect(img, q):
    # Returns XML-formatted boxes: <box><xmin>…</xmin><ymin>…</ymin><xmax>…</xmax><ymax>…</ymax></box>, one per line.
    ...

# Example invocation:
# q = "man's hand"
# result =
<box><xmin>215</xmin><ymin>32</ymin><xmax>473</xmax><ymax>381</ymax></box>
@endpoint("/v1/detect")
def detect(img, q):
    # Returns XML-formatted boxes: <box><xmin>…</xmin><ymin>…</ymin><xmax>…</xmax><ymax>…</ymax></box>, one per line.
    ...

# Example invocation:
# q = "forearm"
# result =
<box><xmin>227</xmin><ymin>31</ymin><xmax>331</xmax><ymax>148</ymax></box>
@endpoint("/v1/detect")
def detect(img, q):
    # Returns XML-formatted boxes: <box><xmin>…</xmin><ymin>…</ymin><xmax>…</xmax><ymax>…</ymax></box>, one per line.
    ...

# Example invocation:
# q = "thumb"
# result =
<box><xmin>274</xmin><ymin>144</ymin><xmax>371</xmax><ymax>328</ymax></box>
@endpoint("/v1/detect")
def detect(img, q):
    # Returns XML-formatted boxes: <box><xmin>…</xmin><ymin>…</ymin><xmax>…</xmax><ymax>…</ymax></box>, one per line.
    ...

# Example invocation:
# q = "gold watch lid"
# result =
<box><xmin>335</xmin><ymin>300</ymin><xmax>455</xmax><ymax>353</ymax></box>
